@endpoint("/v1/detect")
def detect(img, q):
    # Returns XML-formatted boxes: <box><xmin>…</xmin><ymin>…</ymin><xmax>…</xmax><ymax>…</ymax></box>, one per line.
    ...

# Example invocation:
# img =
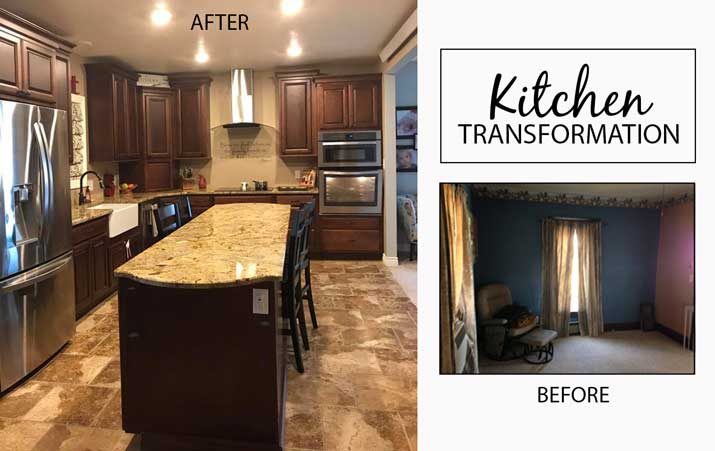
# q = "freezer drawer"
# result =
<box><xmin>0</xmin><ymin>252</ymin><xmax>75</xmax><ymax>392</ymax></box>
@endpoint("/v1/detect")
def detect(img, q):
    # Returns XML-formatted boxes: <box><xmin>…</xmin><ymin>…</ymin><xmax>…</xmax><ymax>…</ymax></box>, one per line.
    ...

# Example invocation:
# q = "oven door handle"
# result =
<box><xmin>322</xmin><ymin>170</ymin><xmax>382</xmax><ymax>176</ymax></box>
<box><xmin>319</xmin><ymin>141</ymin><xmax>379</xmax><ymax>146</ymax></box>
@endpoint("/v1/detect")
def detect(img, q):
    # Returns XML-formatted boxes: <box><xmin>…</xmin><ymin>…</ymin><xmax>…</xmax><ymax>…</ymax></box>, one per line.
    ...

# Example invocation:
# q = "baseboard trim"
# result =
<box><xmin>656</xmin><ymin>322</ymin><xmax>684</xmax><ymax>344</ymax></box>
<box><xmin>382</xmin><ymin>254</ymin><xmax>400</xmax><ymax>267</ymax></box>
<box><xmin>604</xmin><ymin>322</ymin><xmax>640</xmax><ymax>331</ymax></box>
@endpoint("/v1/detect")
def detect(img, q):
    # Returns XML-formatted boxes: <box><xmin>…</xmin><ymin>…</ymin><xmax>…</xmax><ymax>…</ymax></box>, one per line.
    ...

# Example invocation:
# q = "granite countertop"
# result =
<box><xmin>70</xmin><ymin>186</ymin><xmax>317</xmax><ymax>226</ymax></box>
<box><xmin>71</xmin><ymin>205</ymin><xmax>113</xmax><ymax>226</ymax></box>
<box><xmin>114</xmin><ymin>203</ymin><xmax>291</xmax><ymax>289</ymax></box>
<box><xmin>102</xmin><ymin>187</ymin><xmax>319</xmax><ymax>204</ymax></box>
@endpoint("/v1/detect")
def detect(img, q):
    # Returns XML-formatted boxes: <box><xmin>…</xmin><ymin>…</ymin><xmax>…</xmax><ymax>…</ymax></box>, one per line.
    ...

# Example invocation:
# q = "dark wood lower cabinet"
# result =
<box><xmin>214</xmin><ymin>195</ymin><xmax>276</xmax><ymax>204</ymax></box>
<box><xmin>73</xmin><ymin>216</ymin><xmax>141</xmax><ymax>318</ymax></box>
<box><xmin>109</xmin><ymin>227</ymin><xmax>142</xmax><ymax>290</ymax></box>
<box><xmin>317</xmin><ymin>215</ymin><xmax>382</xmax><ymax>257</ymax></box>
<box><xmin>72</xmin><ymin>216</ymin><xmax>113</xmax><ymax>319</ymax></box>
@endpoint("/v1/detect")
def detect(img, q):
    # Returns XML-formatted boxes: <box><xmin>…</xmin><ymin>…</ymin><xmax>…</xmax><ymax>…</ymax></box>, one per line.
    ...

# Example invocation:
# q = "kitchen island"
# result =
<box><xmin>114</xmin><ymin>203</ymin><xmax>292</xmax><ymax>451</ymax></box>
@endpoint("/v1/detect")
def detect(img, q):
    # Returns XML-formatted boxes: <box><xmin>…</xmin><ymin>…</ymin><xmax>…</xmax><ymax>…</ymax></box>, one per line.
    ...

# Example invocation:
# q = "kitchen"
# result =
<box><xmin>0</xmin><ymin>2</ymin><xmax>417</xmax><ymax>450</ymax></box>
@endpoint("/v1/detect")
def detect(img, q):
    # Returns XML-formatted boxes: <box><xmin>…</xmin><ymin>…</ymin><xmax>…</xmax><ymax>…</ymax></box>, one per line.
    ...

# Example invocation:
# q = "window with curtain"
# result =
<box><xmin>541</xmin><ymin>219</ymin><xmax>603</xmax><ymax>337</ymax></box>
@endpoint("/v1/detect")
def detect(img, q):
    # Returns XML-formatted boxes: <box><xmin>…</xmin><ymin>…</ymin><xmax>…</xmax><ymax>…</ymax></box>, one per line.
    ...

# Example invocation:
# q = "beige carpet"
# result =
<box><xmin>479</xmin><ymin>330</ymin><xmax>694</xmax><ymax>374</ymax></box>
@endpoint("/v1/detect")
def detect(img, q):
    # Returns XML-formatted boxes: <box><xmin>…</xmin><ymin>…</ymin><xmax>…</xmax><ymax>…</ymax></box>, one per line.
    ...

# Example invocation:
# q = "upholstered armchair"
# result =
<box><xmin>476</xmin><ymin>283</ymin><xmax>538</xmax><ymax>359</ymax></box>
<box><xmin>397</xmin><ymin>194</ymin><xmax>418</xmax><ymax>260</ymax></box>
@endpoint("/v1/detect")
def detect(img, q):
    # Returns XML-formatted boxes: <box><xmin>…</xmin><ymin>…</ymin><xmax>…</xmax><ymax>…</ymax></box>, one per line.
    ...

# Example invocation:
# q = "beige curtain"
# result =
<box><xmin>541</xmin><ymin>219</ymin><xmax>576</xmax><ymax>337</ymax></box>
<box><xmin>576</xmin><ymin>222</ymin><xmax>603</xmax><ymax>337</ymax></box>
<box><xmin>440</xmin><ymin>185</ymin><xmax>478</xmax><ymax>374</ymax></box>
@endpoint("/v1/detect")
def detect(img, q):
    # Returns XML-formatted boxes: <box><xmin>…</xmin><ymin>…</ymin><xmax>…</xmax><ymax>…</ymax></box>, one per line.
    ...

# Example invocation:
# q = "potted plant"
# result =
<box><xmin>180</xmin><ymin>166</ymin><xmax>195</xmax><ymax>190</ymax></box>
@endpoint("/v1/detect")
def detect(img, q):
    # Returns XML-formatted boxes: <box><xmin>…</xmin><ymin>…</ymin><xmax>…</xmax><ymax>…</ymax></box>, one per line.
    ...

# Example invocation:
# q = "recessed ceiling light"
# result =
<box><xmin>281</xmin><ymin>0</ymin><xmax>304</xmax><ymax>16</ymax></box>
<box><xmin>287</xmin><ymin>36</ymin><xmax>302</xmax><ymax>57</ymax></box>
<box><xmin>151</xmin><ymin>4</ymin><xmax>172</xmax><ymax>26</ymax></box>
<box><xmin>195</xmin><ymin>48</ymin><xmax>209</xmax><ymax>64</ymax></box>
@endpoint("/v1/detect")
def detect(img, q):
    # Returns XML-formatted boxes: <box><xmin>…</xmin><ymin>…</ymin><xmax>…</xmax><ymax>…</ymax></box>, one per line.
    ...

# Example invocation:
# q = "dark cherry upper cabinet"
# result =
<box><xmin>0</xmin><ymin>10</ymin><xmax>74</xmax><ymax>108</ymax></box>
<box><xmin>140</xmin><ymin>88</ymin><xmax>175</xmax><ymax>160</ymax></box>
<box><xmin>0</xmin><ymin>28</ymin><xmax>22</xmax><ymax>97</ymax></box>
<box><xmin>314</xmin><ymin>81</ymin><xmax>349</xmax><ymax>130</ymax></box>
<box><xmin>86</xmin><ymin>64</ymin><xmax>141</xmax><ymax>162</ymax></box>
<box><xmin>314</xmin><ymin>74</ymin><xmax>381</xmax><ymax>131</ymax></box>
<box><xmin>349</xmin><ymin>79</ymin><xmax>381</xmax><ymax>129</ymax></box>
<box><xmin>171</xmin><ymin>74</ymin><xmax>211</xmax><ymax>159</ymax></box>
<box><xmin>21</xmin><ymin>39</ymin><xmax>55</xmax><ymax>104</ymax></box>
<box><xmin>278</xmin><ymin>77</ymin><xmax>313</xmax><ymax>155</ymax></box>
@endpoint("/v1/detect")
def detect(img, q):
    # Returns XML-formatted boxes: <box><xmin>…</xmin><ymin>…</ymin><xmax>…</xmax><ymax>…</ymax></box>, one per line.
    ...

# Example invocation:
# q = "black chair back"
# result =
<box><xmin>283</xmin><ymin>207</ymin><xmax>310</xmax><ymax>372</ymax></box>
<box><xmin>298</xmin><ymin>199</ymin><xmax>315</xmax><ymax>266</ymax></box>
<box><xmin>153</xmin><ymin>203</ymin><xmax>181</xmax><ymax>238</ymax></box>
<box><xmin>179</xmin><ymin>196</ymin><xmax>193</xmax><ymax>223</ymax></box>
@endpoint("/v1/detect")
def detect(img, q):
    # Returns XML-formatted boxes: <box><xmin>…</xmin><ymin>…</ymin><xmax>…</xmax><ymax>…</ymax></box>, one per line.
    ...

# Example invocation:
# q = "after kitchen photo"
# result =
<box><xmin>0</xmin><ymin>2</ymin><xmax>417</xmax><ymax>450</ymax></box>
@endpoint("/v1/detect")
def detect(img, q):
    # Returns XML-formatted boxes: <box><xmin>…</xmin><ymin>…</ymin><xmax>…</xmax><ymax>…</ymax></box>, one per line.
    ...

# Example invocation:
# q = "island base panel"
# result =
<box><xmin>118</xmin><ymin>278</ymin><xmax>286</xmax><ymax>450</ymax></box>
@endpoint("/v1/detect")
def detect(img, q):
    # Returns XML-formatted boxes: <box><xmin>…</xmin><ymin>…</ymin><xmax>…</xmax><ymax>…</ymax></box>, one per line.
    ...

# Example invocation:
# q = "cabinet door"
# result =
<box><xmin>125</xmin><ymin>78</ymin><xmax>140</xmax><ymax>158</ymax></box>
<box><xmin>73</xmin><ymin>241</ymin><xmax>93</xmax><ymax>318</ymax></box>
<box><xmin>112</xmin><ymin>73</ymin><xmax>128</xmax><ymax>158</ymax></box>
<box><xmin>0</xmin><ymin>29</ymin><xmax>22</xmax><ymax>97</ymax></box>
<box><xmin>91</xmin><ymin>234</ymin><xmax>111</xmax><ymax>297</ymax></box>
<box><xmin>349</xmin><ymin>80</ymin><xmax>381</xmax><ymax>129</ymax></box>
<box><xmin>109</xmin><ymin>239</ymin><xmax>128</xmax><ymax>290</ymax></box>
<box><xmin>142</xmin><ymin>91</ymin><xmax>174</xmax><ymax>159</ymax></box>
<box><xmin>176</xmin><ymin>84</ymin><xmax>209</xmax><ymax>158</ymax></box>
<box><xmin>113</xmin><ymin>76</ymin><xmax>140</xmax><ymax>160</ymax></box>
<box><xmin>315</xmin><ymin>81</ymin><xmax>349</xmax><ymax>130</ymax></box>
<box><xmin>279</xmin><ymin>78</ymin><xmax>313</xmax><ymax>155</ymax></box>
<box><xmin>21</xmin><ymin>40</ymin><xmax>56</xmax><ymax>104</ymax></box>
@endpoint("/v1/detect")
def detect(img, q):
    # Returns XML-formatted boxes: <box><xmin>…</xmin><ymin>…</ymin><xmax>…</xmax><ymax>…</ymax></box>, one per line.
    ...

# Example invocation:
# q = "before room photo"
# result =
<box><xmin>440</xmin><ymin>183</ymin><xmax>695</xmax><ymax>375</ymax></box>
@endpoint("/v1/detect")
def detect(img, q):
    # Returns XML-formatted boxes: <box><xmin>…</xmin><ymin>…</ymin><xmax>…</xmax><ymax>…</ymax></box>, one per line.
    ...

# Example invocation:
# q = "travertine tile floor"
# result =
<box><xmin>0</xmin><ymin>260</ymin><xmax>416</xmax><ymax>451</ymax></box>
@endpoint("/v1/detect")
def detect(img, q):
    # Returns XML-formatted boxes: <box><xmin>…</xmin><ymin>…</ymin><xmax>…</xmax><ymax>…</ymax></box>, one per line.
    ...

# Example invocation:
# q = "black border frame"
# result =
<box><xmin>438</xmin><ymin>182</ymin><xmax>696</xmax><ymax>376</ymax></box>
<box><xmin>439</xmin><ymin>48</ymin><xmax>697</xmax><ymax>164</ymax></box>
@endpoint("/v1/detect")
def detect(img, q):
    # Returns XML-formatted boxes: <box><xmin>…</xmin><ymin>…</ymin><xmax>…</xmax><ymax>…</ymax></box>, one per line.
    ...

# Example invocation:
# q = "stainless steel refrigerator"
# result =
<box><xmin>0</xmin><ymin>99</ymin><xmax>75</xmax><ymax>392</ymax></box>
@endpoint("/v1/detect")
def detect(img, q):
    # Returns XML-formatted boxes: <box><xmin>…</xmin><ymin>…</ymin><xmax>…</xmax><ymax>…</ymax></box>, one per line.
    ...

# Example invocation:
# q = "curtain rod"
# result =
<box><xmin>545</xmin><ymin>216</ymin><xmax>607</xmax><ymax>225</ymax></box>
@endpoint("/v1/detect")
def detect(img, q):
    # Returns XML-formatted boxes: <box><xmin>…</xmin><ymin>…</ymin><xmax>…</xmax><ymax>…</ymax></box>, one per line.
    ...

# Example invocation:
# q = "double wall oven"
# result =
<box><xmin>318</xmin><ymin>131</ymin><xmax>383</xmax><ymax>215</ymax></box>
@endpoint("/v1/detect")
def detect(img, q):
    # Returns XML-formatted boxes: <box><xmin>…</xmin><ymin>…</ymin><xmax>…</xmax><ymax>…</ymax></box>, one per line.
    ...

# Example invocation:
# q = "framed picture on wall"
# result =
<box><xmin>396</xmin><ymin>106</ymin><xmax>417</xmax><ymax>172</ymax></box>
<box><xmin>397</xmin><ymin>147</ymin><xmax>417</xmax><ymax>172</ymax></box>
<box><xmin>396</xmin><ymin>106</ymin><xmax>417</xmax><ymax>136</ymax></box>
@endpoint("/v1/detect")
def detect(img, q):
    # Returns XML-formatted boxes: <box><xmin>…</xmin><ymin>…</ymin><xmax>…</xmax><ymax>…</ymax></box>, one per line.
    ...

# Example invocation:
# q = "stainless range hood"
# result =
<box><xmin>222</xmin><ymin>68</ymin><xmax>267</xmax><ymax>129</ymax></box>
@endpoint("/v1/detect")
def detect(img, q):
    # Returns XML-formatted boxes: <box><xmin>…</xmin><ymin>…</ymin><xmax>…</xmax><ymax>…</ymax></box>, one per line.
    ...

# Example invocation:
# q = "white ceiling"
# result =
<box><xmin>476</xmin><ymin>184</ymin><xmax>694</xmax><ymax>202</ymax></box>
<box><xmin>3</xmin><ymin>0</ymin><xmax>415</xmax><ymax>72</ymax></box>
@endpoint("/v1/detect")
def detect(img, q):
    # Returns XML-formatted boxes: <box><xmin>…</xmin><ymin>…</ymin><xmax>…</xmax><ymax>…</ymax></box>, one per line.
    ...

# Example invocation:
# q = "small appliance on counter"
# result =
<box><xmin>253</xmin><ymin>180</ymin><xmax>269</xmax><ymax>191</ymax></box>
<box><xmin>198</xmin><ymin>174</ymin><xmax>207</xmax><ymax>190</ymax></box>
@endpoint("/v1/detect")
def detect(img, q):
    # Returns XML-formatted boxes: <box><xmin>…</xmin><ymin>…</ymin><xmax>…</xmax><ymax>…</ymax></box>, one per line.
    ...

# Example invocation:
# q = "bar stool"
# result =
<box><xmin>180</xmin><ymin>195</ymin><xmax>193</xmax><ymax>223</ymax></box>
<box><xmin>283</xmin><ymin>208</ymin><xmax>310</xmax><ymax>373</ymax></box>
<box><xmin>299</xmin><ymin>200</ymin><xmax>318</xmax><ymax>329</ymax></box>
<box><xmin>153</xmin><ymin>203</ymin><xmax>181</xmax><ymax>238</ymax></box>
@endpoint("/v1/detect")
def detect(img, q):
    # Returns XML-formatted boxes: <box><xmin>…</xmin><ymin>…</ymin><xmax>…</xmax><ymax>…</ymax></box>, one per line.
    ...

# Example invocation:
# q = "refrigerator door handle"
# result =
<box><xmin>33</xmin><ymin>122</ymin><xmax>54</xmax><ymax>247</ymax></box>
<box><xmin>0</xmin><ymin>252</ymin><xmax>73</xmax><ymax>294</ymax></box>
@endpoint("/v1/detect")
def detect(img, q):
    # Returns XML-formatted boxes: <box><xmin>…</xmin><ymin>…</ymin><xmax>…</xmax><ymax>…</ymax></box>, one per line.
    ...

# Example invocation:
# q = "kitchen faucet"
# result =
<box><xmin>78</xmin><ymin>171</ymin><xmax>104</xmax><ymax>205</ymax></box>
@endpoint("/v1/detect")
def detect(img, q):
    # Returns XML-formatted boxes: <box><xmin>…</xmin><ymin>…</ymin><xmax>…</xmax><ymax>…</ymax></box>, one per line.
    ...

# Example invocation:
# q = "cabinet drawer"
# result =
<box><xmin>189</xmin><ymin>195</ymin><xmax>213</xmax><ymax>207</ymax></box>
<box><xmin>275</xmin><ymin>195</ymin><xmax>316</xmax><ymax>207</ymax></box>
<box><xmin>319</xmin><ymin>216</ymin><xmax>379</xmax><ymax>230</ymax></box>
<box><xmin>319</xmin><ymin>229</ymin><xmax>380</xmax><ymax>253</ymax></box>
<box><xmin>214</xmin><ymin>195</ymin><xmax>276</xmax><ymax>204</ymax></box>
<box><xmin>72</xmin><ymin>216</ymin><xmax>109</xmax><ymax>244</ymax></box>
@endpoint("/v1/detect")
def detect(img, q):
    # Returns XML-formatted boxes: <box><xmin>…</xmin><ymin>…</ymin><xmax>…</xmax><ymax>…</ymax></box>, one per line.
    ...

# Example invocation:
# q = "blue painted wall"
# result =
<box><xmin>472</xmin><ymin>198</ymin><xmax>661</xmax><ymax>325</ymax></box>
